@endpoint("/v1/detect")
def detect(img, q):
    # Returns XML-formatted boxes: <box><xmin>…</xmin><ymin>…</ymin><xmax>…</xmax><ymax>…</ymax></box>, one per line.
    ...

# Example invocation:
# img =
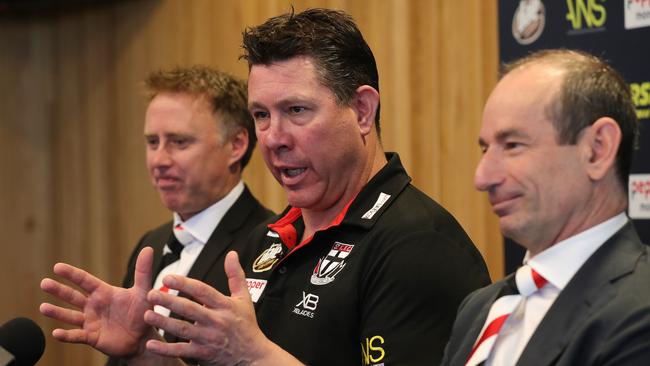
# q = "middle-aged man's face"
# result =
<box><xmin>474</xmin><ymin>64</ymin><xmax>593</xmax><ymax>250</ymax></box>
<box><xmin>145</xmin><ymin>92</ymin><xmax>238</xmax><ymax>220</ymax></box>
<box><xmin>248</xmin><ymin>56</ymin><xmax>368</xmax><ymax>212</ymax></box>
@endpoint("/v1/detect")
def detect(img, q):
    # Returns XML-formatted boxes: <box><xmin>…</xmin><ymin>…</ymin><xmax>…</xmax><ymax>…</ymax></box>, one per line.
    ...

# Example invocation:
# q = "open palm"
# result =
<box><xmin>40</xmin><ymin>247</ymin><xmax>156</xmax><ymax>357</ymax></box>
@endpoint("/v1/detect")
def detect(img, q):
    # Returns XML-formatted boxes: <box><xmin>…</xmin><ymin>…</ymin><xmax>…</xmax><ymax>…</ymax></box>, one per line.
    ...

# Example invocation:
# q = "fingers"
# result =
<box><xmin>52</xmin><ymin>262</ymin><xmax>104</xmax><ymax>294</ymax></box>
<box><xmin>145</xmin><ymin>338</ymin><xmax>205</xmax><ymax>360</ymax></box>
<box><xmin>51</xmin><ymin>328</ymin><xmax>90</xmax><ymax>344</ymax></box>
<box><xmin>39</xmin><ymin>302</ymin><xmax>85</xmax><ymax>326</ymax></box>
<box><xmin>143</xmin><ymin>309</ymin><xmax>202</xmax><ymax>342</ymax></box>
<box><xmin>224</xmin><ymin>251</ymin><xmax>250</xmax><ymax>300</ymax></box>
<box><xmin>147</xmin><ymin>289</ymin><xmax>214</xmax><ymax>326</ymax></box>
<box><xmin>159</xmin><ymin>275</ymin><xmax>227</xmax><ymax>309</ymax></box>
<box><xmin>133</xmin><ymin>247</ymin><xmax>154</xmax><ymax>292</ymax></box>
<box><xmin>40</xmin><ymin>278</ymin><xmax>87</xmax><ymax>309</ymax></box>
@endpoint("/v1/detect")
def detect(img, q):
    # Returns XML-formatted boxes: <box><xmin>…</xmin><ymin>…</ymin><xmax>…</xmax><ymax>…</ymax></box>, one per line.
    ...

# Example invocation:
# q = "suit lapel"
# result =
<box><xmin>449</xmin><ymin>279</ymin><xmax>513</xmax><ymax>364</ymax></box>
<box><xmin>148</xmin><ymin>224</ymin><xmax>174</xmax><ymax>287</ymax></box>
<box><xmin>516</xmin><ymin>223</ymin><xmax>642</xmax><ymax>366</ymax></box>
<box><xmin>185</xmin><ymin>186</ymin><xmax>257</xmax><ymax>282</ymax></box>
<box><xmin>165</xmin><ymin>188</ymin><xmax>258</xmax><ymax>343</ymax></box>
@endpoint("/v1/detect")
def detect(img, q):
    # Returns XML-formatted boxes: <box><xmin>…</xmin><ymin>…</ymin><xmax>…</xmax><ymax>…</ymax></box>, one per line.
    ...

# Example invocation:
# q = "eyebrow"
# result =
<box><xmin>249</xmin><ymin>96</ymin><xmax>316</xmax><ymax>111</ymax></box>
<box><xmin>478</xmin><ymin>128</ymin><xmax>528</xmax><ymax>147</ymax></box>
<box><xmin>143</xmin><ymin>132</ymin><xmax>191</xmax><ymax>139</ymax></box>
<box><xmin>247</xmin><ymin>101</ymin><xmax>266</xmax><ymax>111</ymax></box>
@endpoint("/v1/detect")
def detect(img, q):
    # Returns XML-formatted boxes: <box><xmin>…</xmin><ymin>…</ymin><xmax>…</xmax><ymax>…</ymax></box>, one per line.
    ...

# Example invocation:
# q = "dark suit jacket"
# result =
<box><xmin>442</xmin><ymin>223</ymin><xmax>650</xmax><ymax>366</ymax></box>
<box><xmin>107</xmin><ymin>185</ymin><xmax>273</xmax><ymax>365</ymax></box>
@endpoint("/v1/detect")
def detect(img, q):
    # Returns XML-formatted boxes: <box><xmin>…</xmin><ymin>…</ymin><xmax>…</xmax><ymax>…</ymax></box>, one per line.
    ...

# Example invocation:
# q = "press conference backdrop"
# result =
<box><xmin>499</xmin><ymin>0</ymin><xmax>650</xmax><ymax>273</ymax></box>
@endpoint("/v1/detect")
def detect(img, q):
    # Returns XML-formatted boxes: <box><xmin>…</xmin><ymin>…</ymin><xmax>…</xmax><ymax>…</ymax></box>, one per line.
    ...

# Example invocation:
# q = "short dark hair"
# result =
<box><xmin>241</xmin><ymin>8</ymin><xmax>381</xmax><ymax>136</ymax></box>
<box><xmin>144</xmin><ymin>65</ymin><xmax>256</xmax><ymax>169</ymax></box>
<box><xmin>501</xmin><ymin>49</ymin><xmax>639</xmax><ymax>189</ymax></box>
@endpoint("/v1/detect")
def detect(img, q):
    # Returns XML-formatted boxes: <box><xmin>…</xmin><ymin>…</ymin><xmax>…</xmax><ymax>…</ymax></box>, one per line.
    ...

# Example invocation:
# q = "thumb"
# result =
<box><xmin>133</xmin><ymin>246</ymin><xmax>154</xmax><ymax>292</ymax></box>
<box><xmin>225</xmin><ymin>251</ymin><xmax>250</xmax><ymax>300</ymax></box>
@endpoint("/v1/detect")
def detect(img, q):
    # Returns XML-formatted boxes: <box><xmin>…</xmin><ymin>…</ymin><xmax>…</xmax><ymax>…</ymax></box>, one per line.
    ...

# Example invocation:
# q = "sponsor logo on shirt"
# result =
<box><xmin>292</xmin><ymin>291</ymin><xmax>319</xmax><ymax>318</ymax></box>
<box><xmin>362</xmin><ymin>192</ymin><xmax>391</xmax><ymax>219</ymax></box>
<box><xmin>311</xmin><ymin>242</ymin><xmax>354</xmax><ymax>285</ymax></box>
<box><xmin>246</xmin><ymin>278</ymin><xmax>267</xmax><ymax>303</ymax></box>
<box><xmin>252</xmin><ymin>243</ymin><xmax>283</xmax><ymax>272</ymax></box>
<box><xmin>266</xmin><ymin>230</ymin><xmax>280</xmax><ymax>238</ymax></box>
<box><xmin>361</xmin><ymin>335</ymin><xmax>386</xmax><ymax>365</ymax></box>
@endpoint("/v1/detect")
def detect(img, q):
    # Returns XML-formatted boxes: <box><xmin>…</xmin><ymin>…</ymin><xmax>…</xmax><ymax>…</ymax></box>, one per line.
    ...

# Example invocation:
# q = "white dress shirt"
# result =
<box><xmin>153</xmin><ymin>181</ymin><xmax>244</xmax><ymax>317</ymax></box>
<box><xmin>487</xmin><ymin>212</ymin><xmax>628</xmax><ymax>366</ymax></box>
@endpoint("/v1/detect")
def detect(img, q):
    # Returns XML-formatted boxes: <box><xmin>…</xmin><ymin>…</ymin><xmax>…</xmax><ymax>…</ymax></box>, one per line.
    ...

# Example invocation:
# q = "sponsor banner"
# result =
<box><xmin>630</xmin><ymin>174</ymin><xmax>650</xmax><ymax>219</ymax></box>
<box><xmin>625</xmin><ymin>0</ymin><xmax>650</xmax><ymax>29</ymax></box>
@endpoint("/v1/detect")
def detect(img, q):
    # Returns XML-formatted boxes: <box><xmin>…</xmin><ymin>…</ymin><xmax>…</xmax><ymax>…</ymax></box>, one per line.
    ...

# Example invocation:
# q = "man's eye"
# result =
<box><xmin>253</xmin><ymin>111</ymin><xmax>269</xmax><ymax>120</ymax></box>
<box><xmin>504</xmin><ymin>142</ymin><xmax>521</xmax><ymax>150</ymax></box>
<box><xmin>289</xmin><ymin>106</ymin><xmax>306</xmax><ymax>114</ymax></box>
<box><xmin>146</xmin><ymin>138</ymin><xmax>159</xmax><ymax>147</ymax></box>
<box><xmin>171</xmin><ymin>138</ymin><xmax>189</xmax><ymax>147</ymax></box>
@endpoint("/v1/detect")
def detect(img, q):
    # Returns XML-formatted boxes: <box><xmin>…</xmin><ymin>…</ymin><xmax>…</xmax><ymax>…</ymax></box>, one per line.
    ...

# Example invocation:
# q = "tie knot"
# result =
<box><xmin>173</xmin><ymin>224</ymin><xmax>195</xmax><ymax>246</ymax></box>
<box><xmin>515</xmin><ymin>265</ymin><xmax>548</xmax><ymax>297</ymax></box>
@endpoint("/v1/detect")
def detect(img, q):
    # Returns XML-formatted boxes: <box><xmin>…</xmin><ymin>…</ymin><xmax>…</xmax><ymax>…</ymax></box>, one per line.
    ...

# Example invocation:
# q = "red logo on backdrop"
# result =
<box><xmin>631</xmin><ymin>179</ymin><xmax>650</xmax><ymax>199</ymax></box>
<box><xmin>627</xmin><ymin>0</ymin><xmax>650</xmax><ymax>8</ymax></box>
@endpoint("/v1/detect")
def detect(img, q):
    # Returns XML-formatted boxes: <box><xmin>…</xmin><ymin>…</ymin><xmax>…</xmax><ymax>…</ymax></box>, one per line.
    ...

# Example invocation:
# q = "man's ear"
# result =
<box><xmin>581</xmin><ymin>117</ymin><xmax>621</xmax><ymax>181</ymax></box>
<box><xmin>227</xmin><ymin>127</ymin><xmax>249</xmax><ymax>170</ymax></box>
<box><xmin>352</xmin><ymin>85</ymin><xmax>380</xmax><ymax>136</ymax></box>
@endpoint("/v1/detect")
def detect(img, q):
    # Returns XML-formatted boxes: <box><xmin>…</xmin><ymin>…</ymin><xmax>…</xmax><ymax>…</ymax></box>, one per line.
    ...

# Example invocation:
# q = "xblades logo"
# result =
<box><xmin>293</xmin><ymin>292</ymin><xmax>319</xmax><ymax>318</ymax></box>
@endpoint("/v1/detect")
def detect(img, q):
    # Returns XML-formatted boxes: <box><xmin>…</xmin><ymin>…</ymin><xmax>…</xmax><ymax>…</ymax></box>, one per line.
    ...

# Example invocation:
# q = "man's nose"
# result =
<box><xmin>474</xmin><ymin>149</ymin><xmax>505</xmax><ymax>192</ymax></box>
<box><xmin>261</xmin><ymin>116</ymin><xmax>292</xmax><ymax>152</ymax></box>
<box><xmin>149</xmin><ymin>145</ymin><xmax>173</xmax><ymax>167</ymax></box>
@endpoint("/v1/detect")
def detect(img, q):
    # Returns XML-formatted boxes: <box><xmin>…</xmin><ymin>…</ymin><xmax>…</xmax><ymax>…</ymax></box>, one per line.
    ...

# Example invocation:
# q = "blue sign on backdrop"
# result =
<box><xmin>498</xmin><ymin>0</ymin><xmax>650</xmax><ymax>273</ymax></box>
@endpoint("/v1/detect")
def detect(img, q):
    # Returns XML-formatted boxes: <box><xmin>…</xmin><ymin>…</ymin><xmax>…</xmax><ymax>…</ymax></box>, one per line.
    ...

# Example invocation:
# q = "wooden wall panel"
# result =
<box><xmin>0</xmin><ymin>1</ymin><xmax>500</xmax><ymax>364</ymax></box>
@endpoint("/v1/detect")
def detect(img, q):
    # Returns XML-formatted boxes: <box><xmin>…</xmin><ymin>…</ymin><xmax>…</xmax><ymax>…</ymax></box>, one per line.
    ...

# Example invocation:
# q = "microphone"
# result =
<box><xmin>0</xmin><ymin>317</ymin><xmax>45</xmax><ymax>366</ymax></box>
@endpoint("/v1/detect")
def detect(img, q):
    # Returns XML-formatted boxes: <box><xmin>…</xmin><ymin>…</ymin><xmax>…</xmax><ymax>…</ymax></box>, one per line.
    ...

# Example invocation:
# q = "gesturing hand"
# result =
<box><xmin>143</xmin><ymin>251</ymin><xmax>300</xmax><ymax>366</ymax></box>
<box><xmin>40</xmin><ymin>247</ymin><xmax>156</xmax><ymax>358</ymax></box>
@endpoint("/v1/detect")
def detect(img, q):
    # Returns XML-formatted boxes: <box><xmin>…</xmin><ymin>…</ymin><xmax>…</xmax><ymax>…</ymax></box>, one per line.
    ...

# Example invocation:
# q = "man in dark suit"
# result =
<box><xmin>41</xmin><ymin>66</ymin><xmax>273</xmax><ymax>363</ymax></box>
<box><xmin>442</xmin><ymin>49</ymin><xmax>650</xmax><ymax>365</ymax></box>
<box><xmin>119</xmin><ymin>65</ymin><xmax>273</xmax><ymax>305</ymax></box>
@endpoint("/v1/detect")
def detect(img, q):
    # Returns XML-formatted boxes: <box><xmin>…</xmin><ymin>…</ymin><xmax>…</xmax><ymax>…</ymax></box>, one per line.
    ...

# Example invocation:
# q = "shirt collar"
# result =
<box><xmin>172</xmin><ymin>181</ymin><xmax>244</xmax><ymax>244</ymax></box>
<box><xmin>343</xmin><ymin>152</ymin><xmax>411</xmax><ymax>228</ymax></box>
<box><xmin>525</xmin><ymin>212</ymin><xmax>628</xmax><ymax>290</ymax></box>
<box><xmin>265</xmin><ymin>152</ymin><xmax>410</xmax><ymax>250</ymax></box>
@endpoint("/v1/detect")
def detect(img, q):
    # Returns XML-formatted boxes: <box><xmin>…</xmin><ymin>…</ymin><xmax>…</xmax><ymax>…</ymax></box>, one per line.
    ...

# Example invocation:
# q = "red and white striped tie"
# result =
<box><xmin>465</xmin><ymin>265</ymin><xmax>548</xmax><ymax>366</ymax></box>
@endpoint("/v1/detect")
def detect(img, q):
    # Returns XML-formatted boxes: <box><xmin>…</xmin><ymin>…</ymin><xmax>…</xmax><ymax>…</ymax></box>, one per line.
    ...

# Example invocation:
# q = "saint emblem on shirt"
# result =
<box><xmin>311</xmin><ymin>242</ymin><xmax>354</xmax><ymax>285</ymax></box>
<box><xmin>252</xmin><ymin>243</ymin><xmax>283</xmax><ymax>272</ymax></box>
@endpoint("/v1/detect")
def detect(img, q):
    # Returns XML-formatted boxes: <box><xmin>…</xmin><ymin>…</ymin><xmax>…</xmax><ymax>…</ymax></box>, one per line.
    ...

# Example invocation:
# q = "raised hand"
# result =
<box><xmin>143</xmin><ymin>251</ymin><xmax>302</xmax><ymax>366</ymax></box>
<box><xmin>40</xmin><ymin>247</ymin><xmax>157</xmax><ymax>358</ymax></box>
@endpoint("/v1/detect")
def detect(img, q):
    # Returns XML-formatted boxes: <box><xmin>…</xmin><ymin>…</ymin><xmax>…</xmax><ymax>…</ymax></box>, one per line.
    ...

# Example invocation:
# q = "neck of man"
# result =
<box><xmin>300</xmin><ymin>143</ymin><xmax>387</xmax><ymax>242</ymax></box>
<box><xmin>525</xmin><ymin>178</ymin><xmax>628</xmax><ymax>257</ymax></box>
<box><xmin>177</xmin><ymin>170</ymin><xmax>242</xmax><ymax>222</ymax></box>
